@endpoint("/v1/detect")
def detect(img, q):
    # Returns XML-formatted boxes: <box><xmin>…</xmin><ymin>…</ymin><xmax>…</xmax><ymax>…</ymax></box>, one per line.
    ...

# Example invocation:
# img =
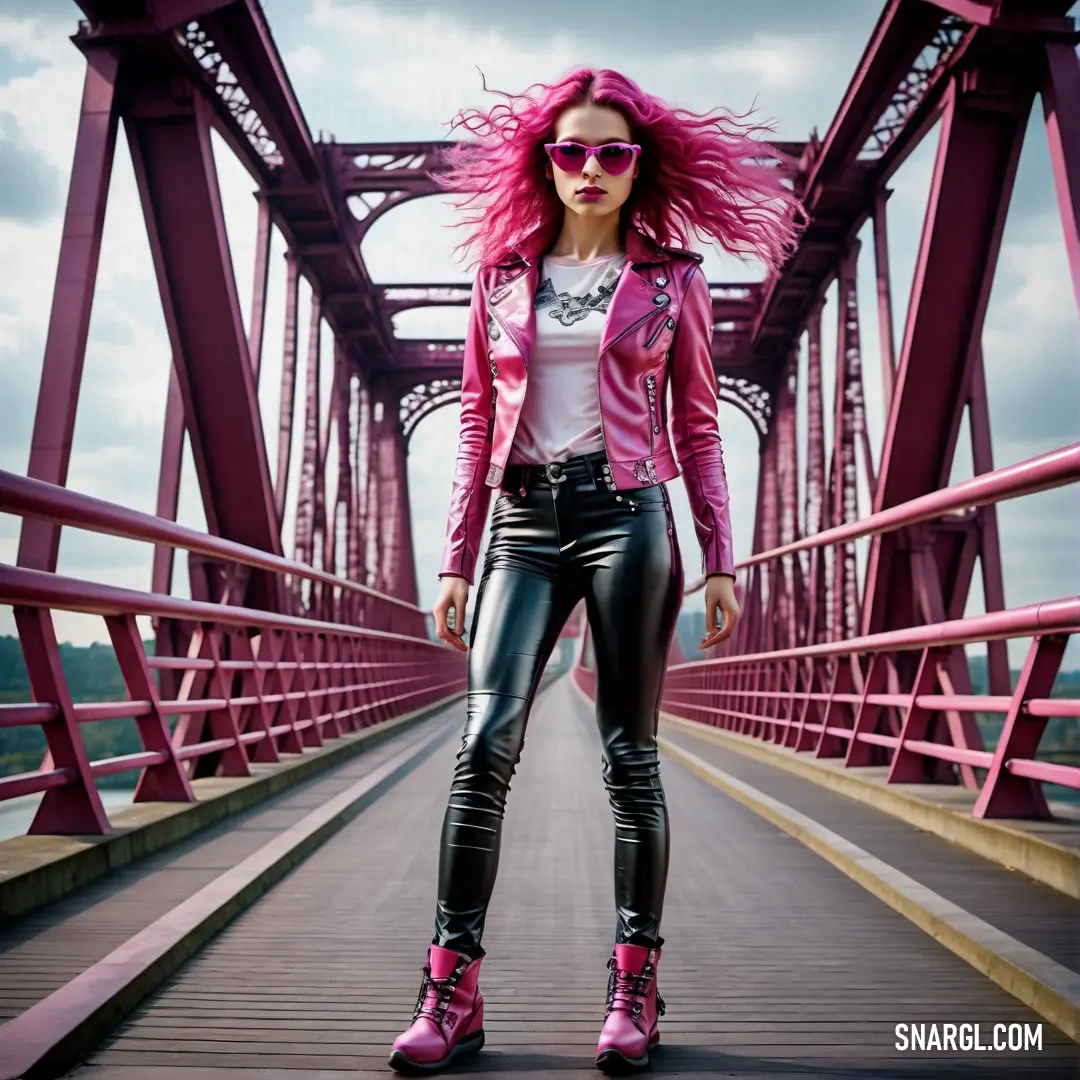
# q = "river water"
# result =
<box><xmin>0</xmin><ymin>788</ymin><xmax>134</xmax><ymax>842</ymax></box>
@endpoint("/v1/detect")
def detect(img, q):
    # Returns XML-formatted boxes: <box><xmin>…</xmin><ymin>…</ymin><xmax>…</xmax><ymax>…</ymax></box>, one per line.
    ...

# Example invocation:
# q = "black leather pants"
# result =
<box><xmin>433</xmin><ymin>452</ymin><xmax>683</xmax><ymax>959</ymax></box>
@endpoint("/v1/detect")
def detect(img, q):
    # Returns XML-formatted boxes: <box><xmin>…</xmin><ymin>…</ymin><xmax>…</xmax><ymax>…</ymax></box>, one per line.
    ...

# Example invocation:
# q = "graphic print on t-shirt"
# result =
<box><xmin>534</xmin><ymin>261</ymin><xmax>623</xmax><ymax>327</ymax></box>
<box><xmin>508</xmin><ymin>253</ymin><xmax>627</xmax><ymax>465</ymax></box>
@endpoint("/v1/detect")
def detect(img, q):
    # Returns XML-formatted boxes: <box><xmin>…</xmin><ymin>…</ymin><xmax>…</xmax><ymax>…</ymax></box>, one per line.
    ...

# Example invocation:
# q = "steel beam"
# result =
<box><xmin>1043</xmin><ymin>40</ymin><xmax>1080</xmax><ymax>311</ymax></box>
<box><xmin>274</xmin><ymin>252</ymin><xmax>300</xmax><ymax>528</ymax></box>
<box><xmin>330</xmin><ymin>352</ymin><xmax>353</xmax><ymax>581</ymax></box>
<box><xmin>803</xmin><ymin>305</ymin><xmax>828</xmax><ymax>647</ymax></box>
<box><xmin>758</xmin><ymin>430</ymin><xmax>781</xmax><ymax>653</ymax></box>
<box><xmin>871</xmin><ymin>188</ymin><xmax>897</xmax><ymax>417</ymax></box>
<box><xmin>831</xmin><ymin>243</ymin><xmax>873</xmax><ymax>642</ymax></box>
<box><xmin>966</xmin><ymin>352</ymin><xmax>1011</xmax><ymax>697</ymax></box>
<box><xmin>196</xmin><ymin>3</ymin><xmax>318</xmax><ymax>181</ymax></box>
<box><xmin>353</xmin><ymin>382</ymin><xmax>372</xmax><ymax>585</ymax></box>
<box><xmin>369</xmin><ymin>383</ymin><xmax>419</xmax><ymax>606</ymax></box>
<box><xmin>248</xmin><ymin>196</ymin><xmax>272</xmax><ymax>382</ymax></box>
<box><xmin>15</xmin><ymin>609</ymin><xmax>111</xmax><ymax>835</ymax></box>
<box><xmin>864</xmin><ymin>66</ymin><xmax>1036</xmax><ymax>634</ymax></box>
<box><xmin>127</xmin><ymin>85</ymin><xmax>281</xmax><ymax>580</ymax></box>
<box><xmin>151</xmin><ymin>368</ymin><xmax>185</xmax><ymax>598</ymax></box>
<box><xmin>365</xmin><ymin>401</ymin><xmax>382</xmax><ymax>593</ymax></box>
<box><xmin>17</xmin><ymin>46</ymin><xmax>120</xmax><ymax>573</ymax></box>
<box><xmin>294</xmin><ymin>293</ymin><xmax>322</xmax><ymax>569</ymax></box>
<box><xmin>775</xmin><ymin>346</ymin><xmax>800</xmax><ymax>650</ymax></box>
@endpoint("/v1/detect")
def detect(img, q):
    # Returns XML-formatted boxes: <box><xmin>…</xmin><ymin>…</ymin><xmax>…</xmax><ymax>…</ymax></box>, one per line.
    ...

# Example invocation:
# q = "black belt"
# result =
<box><xmin>503</xmin><ymin>450</ymin><xmax>612</xmax><ymax>492</ymax></box>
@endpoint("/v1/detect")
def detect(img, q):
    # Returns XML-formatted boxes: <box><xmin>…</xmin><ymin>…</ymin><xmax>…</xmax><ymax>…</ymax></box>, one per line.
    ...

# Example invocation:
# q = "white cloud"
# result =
<box><xmin>0</xmin><ymin>14</ymin><xmax>82</xmax><ymax>168</ymax></box>
<box><xmin>697</xmin><ymin>35</ymin><xmax>828</xmax><ymax>92</ymax></box>
<box><xmin>304</xmin><ymin>0</ymin><xmax>833</xmax><ymax>137</ymax></box>
<box><xmin>282</xmin><ymin>42</ymin><xmax>324</xmax><ymax>81</ymax></box>
<box><xmin>986</xmin><ymin>219</ymin><xmax>1076</xmax><ymax>340</ymax></box>
<box><xmin>310</xmin><ymin>0</ymin><xmax>579</xmax><ymax>128</ymax></box>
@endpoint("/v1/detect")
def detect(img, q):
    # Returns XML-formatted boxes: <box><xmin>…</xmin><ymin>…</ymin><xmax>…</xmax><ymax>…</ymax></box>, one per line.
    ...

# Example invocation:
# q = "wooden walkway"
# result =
<box><xmin>36</xmin><ymin>675</ymin><xmax>1071</xmax><ymax>1079</ymax></box>
<box><xmin>0</xmin><ymin>715</ymin><xmax>453</xmax><ymax>1026</ymax></box>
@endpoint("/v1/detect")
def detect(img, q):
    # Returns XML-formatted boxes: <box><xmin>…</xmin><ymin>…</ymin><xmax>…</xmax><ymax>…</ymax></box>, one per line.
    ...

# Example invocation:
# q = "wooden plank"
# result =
<box><xmin>661</xmin><ymin>722</ymin><xmax>1080</xmax><ymax>973</ymax></box>
<box><xmin>0</xmin><ymin>714</ymin><xmax>458</xmax><ymax>1023</ymax></box>
<box><xmin>0</xmin><ymin>716</ymin><xmax>461</xmax><ymax>1080</ymax></box>
<box><xmin>79</xmin><ymin>679</ymin><xmax>1078</xmax><ymax>1077</ymax></box>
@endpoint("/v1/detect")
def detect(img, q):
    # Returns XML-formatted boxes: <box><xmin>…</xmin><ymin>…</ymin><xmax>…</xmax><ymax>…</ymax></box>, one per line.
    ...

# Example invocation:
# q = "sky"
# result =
<box><xmin>0</xmin><ymin>0</ymin><xmax>1077</xmax><ymax>669</ymax></box>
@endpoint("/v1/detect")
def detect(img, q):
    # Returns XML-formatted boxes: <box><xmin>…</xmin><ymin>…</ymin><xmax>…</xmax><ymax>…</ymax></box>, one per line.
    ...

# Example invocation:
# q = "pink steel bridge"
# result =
<box><xmin>0</xmin><ymin>1</ymin><xmax>1078</xmax><ymax>1075</ymax></box>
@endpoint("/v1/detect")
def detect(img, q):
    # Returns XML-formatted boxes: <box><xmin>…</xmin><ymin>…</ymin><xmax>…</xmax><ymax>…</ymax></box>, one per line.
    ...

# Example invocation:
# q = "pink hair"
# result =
<box><xmin>433</xmin><ymin>67</ymin><xmax>806</xmax><ymax>273</ymax></box>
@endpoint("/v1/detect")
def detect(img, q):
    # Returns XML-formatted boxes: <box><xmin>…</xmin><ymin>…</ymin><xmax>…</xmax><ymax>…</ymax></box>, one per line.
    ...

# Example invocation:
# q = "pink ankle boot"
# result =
<box><xmin>388</xmin><ymin>945</ymin><xmax>485</xmax><ymax>1074</ymax></box>
<box><xmin>594</xmin><ymin>943</ymin><xmax>665</xmax><ymax>1073</ymax></box>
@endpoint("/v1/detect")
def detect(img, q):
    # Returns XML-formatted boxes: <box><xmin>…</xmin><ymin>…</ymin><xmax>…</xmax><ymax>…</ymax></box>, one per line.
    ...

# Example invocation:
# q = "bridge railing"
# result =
<box><xmin>574</xmin><ymin>443</ymin><xmax>1080</xmax><ymax>820</ymax></box>
<box><xmin>0</xmin><ymin>471</ymin><xmax>466</xmax><ymax>836</ymax></box>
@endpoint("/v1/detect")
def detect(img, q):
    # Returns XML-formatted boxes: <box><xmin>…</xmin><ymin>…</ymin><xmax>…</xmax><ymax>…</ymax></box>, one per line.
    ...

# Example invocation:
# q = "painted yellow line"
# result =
<box><xmin>0</xmin><ymin>715</ymin><xmax>458</xmax><ymax>1080</ymax></box>
<box><xmin>660</xmin><ymin>710</ymin><xmax>1080</xmax><ymax>901</ymax></box>
<box><xmin>658</xmin><ymin>734</ymin><xmax>1080</xmax><ymax>1043</ymax></box>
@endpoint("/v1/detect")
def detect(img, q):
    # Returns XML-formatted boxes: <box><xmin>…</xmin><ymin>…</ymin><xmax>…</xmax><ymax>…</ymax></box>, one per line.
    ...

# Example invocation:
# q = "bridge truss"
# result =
<box><xmin>0</xmin><ymin>0</ymin><xmax>1077</xmax><ymax>835</ymax></box>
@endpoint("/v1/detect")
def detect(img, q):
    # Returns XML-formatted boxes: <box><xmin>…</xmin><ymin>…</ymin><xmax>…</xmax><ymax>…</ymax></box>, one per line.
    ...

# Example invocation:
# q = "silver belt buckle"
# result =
<box><xmin>545</xmin><ymin>462</ymin><xmax>566</xmax><ymax>485</ymax></box>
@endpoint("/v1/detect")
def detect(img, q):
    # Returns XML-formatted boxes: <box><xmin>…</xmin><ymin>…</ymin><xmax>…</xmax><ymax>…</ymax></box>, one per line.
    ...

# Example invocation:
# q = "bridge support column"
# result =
<box><xmin>293</xmin><ymin>292</ymin><xmax>324</xmax><ymax>574</ymax></box>
<box><xmin>829</xmin><ymin>242</ymin><xmax>873</xmax><ymax>644</ymax></box>
<box><xmin>758</xmin><ymin>424</ymin><xmax>780</xmax><ymax>655</ymax></box>
<box><xmin>775</xmin><ymin>342</ymin><xmax>802</xmax><ymax>652</ymax></box>
<box><xmin>328</xmin><ymin>342</ymin><xmax>352</xmax><ymax>582</ymax></box>
<box><xmin>127</xmin><ymin>74</ymin><xmax>280</xmax><ymax>610</ymax></box>
<box><xmin>864</xmin><ymin>65</ymin><xmax>1035</xmax><ymax>638</ymax></box>
<box><xmin>17</xmin><ymin>44</ymin><xmax>120</xmax><ymax>573</ymax></box>
<box><xmin>353</xmin><ymin>381</ymin><xmax>375</xmax><ymax>589</ymax></box>
<box><xmin>369</xmin><ymin>384</ymin><xmax>419</xmax><ymax>606</ymax></box>
<box><xmin>802</xmin><ymin>302</ymin><xmax>828</xmax><ymax>647</ymax></box>
<box><xmin>1043</xmin><ymin>41</ymin><xmax>1080</xmax><ymax>310</ymax></box>
<box><xmin>860</xmin><ymin>61</ymin><xmax>1038</xmax><ymax>778</ymax></box>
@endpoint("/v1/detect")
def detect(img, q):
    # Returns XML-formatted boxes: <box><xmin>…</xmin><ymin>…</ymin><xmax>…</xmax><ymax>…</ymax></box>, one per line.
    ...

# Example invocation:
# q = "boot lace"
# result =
<box><xmin>604</xmin><ymin>954</ymin><xmax>666</xmax><ymax>1032</ymax></box>
<box><xmin>412</xmin><ymin>961</ymin><xmax>463</xmax><ymax>1026</ymax></box>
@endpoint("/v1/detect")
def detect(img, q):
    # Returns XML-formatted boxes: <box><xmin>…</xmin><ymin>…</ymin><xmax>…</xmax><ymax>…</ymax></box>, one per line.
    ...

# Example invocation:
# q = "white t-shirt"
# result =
<box><xmin>508</xmin><ymin>251</ymin><xmax>628</xmax><ymax>465</ymax></box>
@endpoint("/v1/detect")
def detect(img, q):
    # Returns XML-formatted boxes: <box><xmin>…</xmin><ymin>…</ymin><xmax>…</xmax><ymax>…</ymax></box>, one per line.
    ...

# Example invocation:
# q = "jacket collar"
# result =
<box><xmin>486</xmin><ymin>221</ymin><xmax>704</xmax><ymax>364</ymax></box>
<box><xmin>495</xmin><ymin>220</ymin><xmax>701</xmax><ymax>271</ymax></box>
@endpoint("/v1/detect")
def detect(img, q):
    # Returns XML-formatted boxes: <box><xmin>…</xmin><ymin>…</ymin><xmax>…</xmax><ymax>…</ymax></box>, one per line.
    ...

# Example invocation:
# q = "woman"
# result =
<box><xmin>389</xmin><ymin>68</ymin><xmax>802</xmax><ymax>1075</ymax></box>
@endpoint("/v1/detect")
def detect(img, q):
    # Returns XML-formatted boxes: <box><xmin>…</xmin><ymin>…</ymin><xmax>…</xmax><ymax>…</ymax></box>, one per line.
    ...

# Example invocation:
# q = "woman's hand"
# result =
<box><xmin>433</xmin><ymin>575</ymin><xmax>471</xmax><ymax>653</ymax></box>
<box><xmin>699</xmin><ymin>573</ymin><xmax>740</xmax><ymax>650</ymax></box>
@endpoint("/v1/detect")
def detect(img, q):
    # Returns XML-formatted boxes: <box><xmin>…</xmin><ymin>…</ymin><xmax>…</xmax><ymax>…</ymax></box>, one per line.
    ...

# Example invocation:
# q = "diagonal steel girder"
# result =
<box><xmin>863</xmin><ymin>13</ymin><xmax>1064</xmax><ymax>636</ymax></box>
<box><xmin>75</xmin><ymin>2</ymin><xmax>396</xmax><ymax>371</ymax></box>
<box><xmin>751</xmin><ymin>0</ymin><xmax>1071</xmax><ymax>374</ymax></box>
<box><xmin>126</xmin><ymin>78</ymin><xmax>281</xmax><ymax>567</ymax></box>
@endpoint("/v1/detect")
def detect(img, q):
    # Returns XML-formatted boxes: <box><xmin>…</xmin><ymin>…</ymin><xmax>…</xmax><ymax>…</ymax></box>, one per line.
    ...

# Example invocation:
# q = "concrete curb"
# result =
<box><xmin>0</xmin><ymin>692</ymin><xmax>465</xmax><ymax>923</ymax></box>
<box><xmin>658</xmin><ymin>735</ymin><xmax>1080</xmax><ymax>1044</ymax></box>
<box><xmin>0</xmin><ymin>714</ymin><xmax>457</xmax><ymax>1080</ymax></box>
<box><xmin>660</xmin><ymin>712</ymin><xmax>1080</xmax><ymax>901</ymax></box>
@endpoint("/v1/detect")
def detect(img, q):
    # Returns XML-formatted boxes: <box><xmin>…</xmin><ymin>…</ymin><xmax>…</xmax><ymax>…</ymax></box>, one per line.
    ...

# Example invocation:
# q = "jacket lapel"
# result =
<box><xmin>486</xmin><ymin>260</ymin><xmax>536</xmax><ymax>365</ymax></box>
<box><xmin>492</xmin><ymin>224</ymin><xmax>675</xmax><ymax>366</ymax></box>
<box><xmin>598</xmin><ymin>264</ymin><xmax>664</xmax><ymax>357</ymax></box>
<box><xmin>599</xmin><ymin>228</ymin><xmax>674</xmax><ymax>356</ymax></box>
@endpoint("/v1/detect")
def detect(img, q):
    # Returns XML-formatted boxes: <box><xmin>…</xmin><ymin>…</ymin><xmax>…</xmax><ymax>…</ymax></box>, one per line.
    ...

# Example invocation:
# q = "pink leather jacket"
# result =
<box><xmin>440</xmin><ymin>223</ymin><xmax>735</xmax><ymax>584</ymax></box>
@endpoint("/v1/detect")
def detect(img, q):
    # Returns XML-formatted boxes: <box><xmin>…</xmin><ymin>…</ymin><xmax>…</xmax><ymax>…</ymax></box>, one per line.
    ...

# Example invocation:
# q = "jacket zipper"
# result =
<box><xmin>597</xmin><ymin>293</ymin><xmax>672</xmax><ymax>471</ymax></box>
<box><xmin>643</xmin><ymin>313</ymin><xmax>675</xmax><ymax>349</ymax></box>
<box><xmin>486</xmin><ymin>267</ymin><xmax>531</xmax><ymax>473</ymax></box>
<box><xmin>605</xmin><ymin>293</ymin><xmax>670</xmax><ymax>355</ymax></box>
<box><xmin>658</xmin><ymin>483</ymin><xmax>677</xmax><ymax>575</ymax></box>
<box><xmin>644</xmin><ymin>373</ymin><xmax>660</xmax><ymax>455</ymax></box>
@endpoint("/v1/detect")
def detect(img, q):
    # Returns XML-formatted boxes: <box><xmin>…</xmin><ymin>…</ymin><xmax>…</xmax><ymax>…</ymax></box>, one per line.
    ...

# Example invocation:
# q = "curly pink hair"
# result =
<box><xmin>433</xmin><ymin>67</ymin><xmax>805</xmax><ymax>273</ymax></box>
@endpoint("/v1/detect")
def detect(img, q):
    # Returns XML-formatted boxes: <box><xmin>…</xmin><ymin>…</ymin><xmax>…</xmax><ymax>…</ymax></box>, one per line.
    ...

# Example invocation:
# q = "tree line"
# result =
<box><xmin>0</xmin><ymin>633</ymin><xmax>1077</xmax><ymax>792</ymax></box>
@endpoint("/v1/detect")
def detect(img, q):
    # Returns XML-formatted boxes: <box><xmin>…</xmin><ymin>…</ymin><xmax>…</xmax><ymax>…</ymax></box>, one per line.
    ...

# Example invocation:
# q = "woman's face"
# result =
<box><xmin>547</xmin><ymin>101</ymin><xmax>638</xmax><ymax>219</ymax></box>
